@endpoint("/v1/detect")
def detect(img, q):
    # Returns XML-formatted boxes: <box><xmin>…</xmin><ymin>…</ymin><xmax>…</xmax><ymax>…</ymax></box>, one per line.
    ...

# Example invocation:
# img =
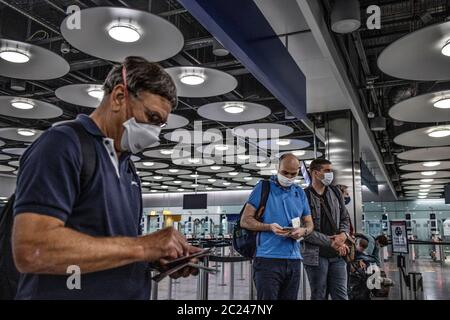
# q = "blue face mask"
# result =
<box><xmin>344</xmin><ymin>197</ymin><xmax>351</xmax><ymax>205</ymax></box>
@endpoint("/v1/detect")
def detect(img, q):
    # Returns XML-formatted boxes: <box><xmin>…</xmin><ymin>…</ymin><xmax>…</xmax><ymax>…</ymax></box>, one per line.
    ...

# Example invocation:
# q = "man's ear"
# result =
<box><xmin>110</xmin><ymin>84</ymin><xmax>126</xmax><ymax>112</ymax></box>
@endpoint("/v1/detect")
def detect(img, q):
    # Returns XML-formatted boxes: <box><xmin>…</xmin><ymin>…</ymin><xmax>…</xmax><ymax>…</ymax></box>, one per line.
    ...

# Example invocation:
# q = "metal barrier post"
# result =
<box><xmin>219</xmin><ymin>246</ymin><xmax>227</xmax><ymax>286</ymax></box>
<box><xmin>229</xmin><ymin>261</ymin><xmax>235</xmax><ymax>300</ymax></box>
<box><xmin>151</xmin><ymin>273</ymin><xmax>158</xmax><ymax>300</ymax></box>
<box><xmin>300</xmin><ymin>261</ymin><xmax>307</xmax><ymax>300</ymax></box>
<box><xmin>168</xmin><ymin>278</ymin><xmax>173</xmax><ymax>300</ymax></box>
<box><xmin>248</xmin><ymin>260</ymin><xmax>254</xmax><ymax>300</ymax></box>
<box><xmin>196</xmin><ymin>256</ymin><xmax>209</xmax><ymax>300</ymax></box>
<box><xmin>397</xmin><ymin>254</ymin><xmax>406</xmax><ymax>300</ymax></box>
<box><xmin>238</xmin><ymin>261</ymin><xmax>245</xmax><ymax>280</ymax></box>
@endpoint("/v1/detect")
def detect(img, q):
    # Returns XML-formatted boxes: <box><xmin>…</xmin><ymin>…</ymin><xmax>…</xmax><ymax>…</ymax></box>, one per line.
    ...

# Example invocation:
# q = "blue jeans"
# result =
<box><xmin>304</xmin><ymin>256</ymin><xmax>348</xmax><ymax>300</ymax></box>
<box><xmin>253</xmin><ymin>257</ymin><xmax>301</xmax><ymax>300</ymax></box>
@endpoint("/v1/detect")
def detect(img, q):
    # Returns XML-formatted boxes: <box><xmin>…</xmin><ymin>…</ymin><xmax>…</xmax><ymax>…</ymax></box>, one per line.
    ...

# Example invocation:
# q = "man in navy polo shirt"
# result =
<box><xmin>12</xmin><ymin>56</ymin><xmax>200</xmax><ymax>299</ymax></box>
<box><xmin>240</xmin><ymin>153</ymin><xmax>314</xmax><ymax>300</ymax></box>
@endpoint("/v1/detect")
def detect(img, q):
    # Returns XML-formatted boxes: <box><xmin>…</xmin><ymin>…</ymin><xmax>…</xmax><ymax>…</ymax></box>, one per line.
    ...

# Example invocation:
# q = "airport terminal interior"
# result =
<box><xmin>0</xmin><ymin>0</ymin><xmax>450</xmax><ymax>301</ymax></box>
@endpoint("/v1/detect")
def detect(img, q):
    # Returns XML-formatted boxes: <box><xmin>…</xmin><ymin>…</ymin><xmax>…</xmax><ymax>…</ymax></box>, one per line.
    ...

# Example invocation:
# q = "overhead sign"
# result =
<box><xmin>390</xmin><ymin>220</ymin><xmax>409</xmax><ymax>254</ymax></box>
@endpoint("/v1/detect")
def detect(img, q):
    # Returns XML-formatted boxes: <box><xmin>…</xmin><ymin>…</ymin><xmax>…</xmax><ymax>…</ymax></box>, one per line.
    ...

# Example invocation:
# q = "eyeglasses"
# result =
<box><xmin>134</xmin><ymin>96</ymin><xmax>168</xmax><ymax>128</ymax></box>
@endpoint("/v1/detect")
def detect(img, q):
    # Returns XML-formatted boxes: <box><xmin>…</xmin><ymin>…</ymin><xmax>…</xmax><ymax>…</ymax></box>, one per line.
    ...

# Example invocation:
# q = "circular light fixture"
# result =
<box><xmin>168</xmin><ymin>169</ymin><xmax>179</xmax><ymax>173</ymax></box>
<box><xmin>153</xmin><ymin>176</ymin><xmax>163</xmax><ymax>180</ymax></box>
<box><xmin>236</xmin><ymin>186</ymin><xmax>243</xmax><ymax>189</ymax></box>
<box><xmin>0</xmin><ymin>49</ymin><xmax>30</xmax><ymax>63</ymax></box>
<box><xmin>442</xmin><ymin>40</ymin><xmax>450</xmax><ymax>57</ymax></box>
<box><xmin>188</xmin><ymin>158</ymin><xmax>201</xmax><ymax>164</ymax></box>
<box><xmin>419</xmin><ymin>184</ymin><xmax>431</xmax><ymax>188</ymax></box>
<box><xmin>419</xmin><ymin>189</ymin><xmax>431</xmax><ymax>192</ymax></box>
<box><xmin>17</xmin><ymin>128</ymin><xmax>36</xmax><ymax>137</ymax></box>
<box><xmin>160</xmin><ymin>185</ymin><xmax>169</xmax><ymax>189</ymax></box>
<box><xmin>277</xmin><ymin>139</ymin><xmax>291</xmax><ymax>146</ymax></box>
<box><xmin>150</xmin><ymin>190</ymin><xmax>157</xmax><ymax>193</ymax></box>
<box><xmin>87</xmin><ymin>88</ymin><xmax>104</xmax><ymax>100</ymax></box>
<box><xmin>271</xmin><ymin>170</ymin><xmax>278</xmax><ymax>174</ymax></box>
<box><xmin>192</xmin><ymin>184</ymin><xmax>199</xmax><ymax>187</ymax></box>
<box><xmin>177</xmin><ymin>188</ymin><xmax>185</xmax><ymax>191</ymax></box>
<box><xmin>428</xmin><ymin>127</ymin><xmax>450</xmax><ymax>138</ymax></box>
<box><xmin>143</xmin><ymin>162</ymin><xmax>155</xmax><ymax>167</ymax></box>
<box><xmin>108</xmin><ymin>23</ymin><xmax>141</xmax><ymax>43</ymax></box>
<box><xmin>292</xmin><ymin>150</ymin><xmax>306</xmax><ymax>156</ymax></box>
<box><xmin>418</xmin><ymin>196</ymin><xmax>427</xmax><ymax>199</ymax></box>
<box><xmin>421</xmin><ymin>171</ymin><xmax>437</xmax><ymax>176</ymax></box>
<box><xmin>174</xmin><ymin>180</ymin><xmax>182</xmax><ymax>184</ymax></box>
<box><xmin>418</xmin><ymin>192</ymin><xmax>429</xmax><ymax>196</ymax></box>
<box><xmin>243</xmin><ymin>177</ymin><xmax>253</xmax><ymax>181</ymax></box>
<box><xmin>237</xmin><ymin>155</ymin><xmax>250</xmax><ymax>160</ymax></box>
<box><xmin>142</xmin><ymin>182</ymin><xmax>150</xmax><ymax>186</ymax></box>
<box><xmin>214</xmin><ymin>144</ymin><xmax>229</xmax><ymax>151</ymax></box>
<box><xmin>160</xmin><ymin>149</ymin><xmax>174</xmax><ymax>155</ymax></box>
<box><xmin>423</xmin><ymin>161</ymin><xmax>441</xmax><ymax>167</ymax></box>
<box><xmin>223</xmin><ymin>103</ymin><xmax>245</xmax><ymax>114</ymax></box>
<box><xmin>256</xmin><ymin>163</ymin><xmax>267</xmax><ymax>168</ymax></box>
<box><xmin>190</xmin><ymin>174</ymin><xmax>199</xmax><ymax>178</ymax></box>
<box><xmin>228</xmin><ymin>172</ymin><xmax>239</xmax><ymax>176</ymax></box>
<box><xmin>179</xmin><ymin>73</ymin><xmax>206</xmax><ymax>86</ymax></box>
<box><xmin>420</xmin><ymin>179</ymin><xmax>434</xmax><ymax>183</ymax></box>
<box><xmin>11</xmin><ymin>100</ymin><xmax>34</xmax><ymax>110</ymax></box>
<box><xmin>210</xmin><ymin>166</ymin><xmax>222</xmax><ymax>171</ymax></box>
<box><xmin>206</xmin><ymin>187</ymin><xmax>213</xmax><ymax>190</ymax></box>
<box><xmin>208</xmin><ymin>179</ymin><xmax>216</xmax><ymax>182</ymax></box>
<box><xmin>433</xmin><ymin>98</ymin><xmax>450</xmax><ymax>109</ymax></box>
<box><xmin>223</xmin><ymin>182</ymin><xmax>231</xmax><ymax>186</ymax></box>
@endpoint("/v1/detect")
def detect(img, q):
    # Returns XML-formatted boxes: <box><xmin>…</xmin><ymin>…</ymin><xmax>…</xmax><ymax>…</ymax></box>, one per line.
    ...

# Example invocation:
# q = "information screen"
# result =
<box><xmin>183</xmin><ymin>194</ymin><xmax>208</xmax><ymax>209</ymax></box>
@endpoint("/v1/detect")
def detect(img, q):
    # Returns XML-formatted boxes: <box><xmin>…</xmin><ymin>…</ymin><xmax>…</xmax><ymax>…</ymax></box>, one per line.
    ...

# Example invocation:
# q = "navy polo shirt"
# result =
<box><xmin>248</xmin><ymin>176</ymin><xmax>311</xmax><ymax>259</ymax></box>
<box><xmin>13</xmin><ymin>114</ymin><xmax>149</xmax><ymax>300</ymax></box>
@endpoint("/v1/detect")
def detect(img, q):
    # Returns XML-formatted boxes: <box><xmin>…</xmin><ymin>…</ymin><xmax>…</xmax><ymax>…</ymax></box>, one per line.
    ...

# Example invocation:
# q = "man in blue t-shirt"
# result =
<box><xmin>240</xmin><ymin>153</ymin><xmax>313</xmax><ymax>300</ymax></box>
<box><xmin>12</xmin><ymin>57</ymin><xmax>200</xmax><ymax>299</ymax></box>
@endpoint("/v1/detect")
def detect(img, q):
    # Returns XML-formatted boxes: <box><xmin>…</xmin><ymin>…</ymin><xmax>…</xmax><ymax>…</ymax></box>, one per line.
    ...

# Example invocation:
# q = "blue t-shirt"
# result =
<box><xmin>247</xmin><ymin>176</ymin><xmax>311</xmax><ymax>259</ymax></box>
<box><xmin>13</xmin><ymin>115</ymin><xmax>149</xmax><ymax>300</ymax></box>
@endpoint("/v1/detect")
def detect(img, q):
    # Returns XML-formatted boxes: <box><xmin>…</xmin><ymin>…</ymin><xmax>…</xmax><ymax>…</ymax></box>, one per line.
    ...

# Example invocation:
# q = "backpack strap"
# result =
<box><xmin>62</xmin><ymin>122</ymin><xmax>97</xmax><ymax>191</ymax></box>
<box><xmin>255</xmin><ymin>179</ymin><xmax>270</xmax><ymax>221</ymax></box>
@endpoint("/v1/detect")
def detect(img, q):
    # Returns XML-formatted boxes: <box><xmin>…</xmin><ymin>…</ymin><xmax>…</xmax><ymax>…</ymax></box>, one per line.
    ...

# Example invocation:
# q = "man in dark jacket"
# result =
<box><xmin>302</xmin><ymin>159</ymin><xmax>351</xmax><ymax>300</ymax></box>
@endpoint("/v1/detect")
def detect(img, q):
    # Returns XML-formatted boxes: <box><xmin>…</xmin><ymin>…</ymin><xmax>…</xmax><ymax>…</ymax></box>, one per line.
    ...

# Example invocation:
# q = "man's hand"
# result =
<box><xmin>331</xmin><ymin>237</ymin><xmax>349</xmax><ymax>256</ymax></box>
<box><xmin>329</xmin><ymin>232</ymin><xmax>347</xmax><ymax>247</ymax></box>
<box><xmin>137</xmin><ymin>227</ymin><xmax>190</xmax><ymax>262</ymax></box>
<box><xmin>157</xmin><ymin>245</ymin><xmax>203</xmax><ymax>279</ymax></box>
<box><xmin>269</xmin><ymin>223</ymin><xmax>290</xmax><ymax>237</ymax></box>
<box><xmin>289</xmin><ymin>227</ymin><xmax>307</xmax><ymax>240</ymax></box>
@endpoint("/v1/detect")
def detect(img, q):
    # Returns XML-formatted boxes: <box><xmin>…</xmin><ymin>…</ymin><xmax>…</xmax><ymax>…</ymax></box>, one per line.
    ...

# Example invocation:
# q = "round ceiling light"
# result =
<box><xmin>418</xmin><ymin>192</ymin><xmax>428</xmax><ymax>196</ymax></box>
<box><xmin>423</xmin><ymin>161</ymin><xmax>441</xmax><ymax>167</ymax></box>
<box><xmin>174</xmin><ymin>180</ymin><xmax>182</xmax><ymax>184</ymax></box>
<box><xmin>11</xmin><ymin>99</ymin><xmax>34</xmax><ymax>110</ymax></box>
<box><xmin>143</xmin><ymin>162</ymin><xmax>155</xmax><ymax>167</ymax></box>
<box><xmin>433</xmin><ymin>98</ymin><xmax>450</xmax><ymax>109</ymax></box>
<box><xmin>244</xmin><ymin>177</ymin><xmax>253</xmax><ymax>181</ymax></box>
<box><xmin>190</xmin><ymin>174</ymin><xmax>199</xmax><ymax>178</ymax></box>
<box><xmin>214</xmin><ymin>144</ymin><xmax>229</xmax><ymax>151</ymax></box>
<box><xmin>223</xmin><ymin>182</ymin><xmax>231</xmax><ymax>186</ymax></box>
<box><xmin>428</xmin><ymin>127</ymin><xmax>450</xmax><ymax>138</ymax></box>
<box><xmin>0</xmin><ymin>50</ymin><xmax>30</xmax><ymax>63</ymax></box>
<box><xmin>168</xmin><ymin>169</ymin><xmax>179</xmax><ymax>173</ymax></box>
<box><xmin>223</xmin><ymin>103</ymin><xmax>245</xmax><ymax>114</ymax></box>
<box><xmin>441</xmin><ymin>40</ymin><xmax>450</xmax><ymax>56</ymax></box>
<box><xmin>237</xmin><ymin>155</ymin><xmax>250</xmax><ymax>160</ymax></box>
<box><xmin>192</xmin><ymin>184</ymin><xmax>199</xmax><ymax>187</ymax></box>
<box><xmin>418</xmin><ymin>196</ymin><xmax>427</xmax><ymax>199</ymax></box>
<box><xmin>256</xmin><ymin>163</ymin><xmax>267</xmax><ymax>168</ymax></box>
<box><xmin>188</xmin><ymin>158</ymin><xmax>201</xmax><ymax>164</ymax></box>
<box><xmin>160</xmin><ymin>149</ymin><xmax>174</xmax><ymax>155</ymax></box>
<box><xmin>292</xmin><ymin>150</ymin><xmax>306</xmax><ymax>156</ymax></box>
<box><xmin>236</xmin><ymin>186</ymin><xmax>243</xmax><ymax>189</ymax></box>
<box><xmin>153</xmin><ymin>176</ymin><xmax>163</xmax><ymax>180</ymax></box>
<box><xmin>108</xmin><ymin>23</ymin><xmax>141</xmax><ymax>43</ymax></box>
<box><xmin>420</xmin><ymin>179</ymin><xmax>434</xmax><ymax>183</ymax></box>
<box><xmin>277</xmin><ymin>139</ymin><xmax>291</xmax><ymax>146</ymax></box>
<box><xmin>87</xmin><ymin>88</ymin><xmax>104</xmax><ymax>101</ymax></box>
<box><xmin>228</xmin><ymin>172</ymin><xmax>239</xmax><ymax>176</ymax></box>
<box><xmin>179</xmin><ymin>73</ymin><xmax>206</xmax><ymax>86</ymax></box>
<box><xmin>419</xmin><ymin>184</ymin><xmax>431</xmax><ymax>188</ymax></box>
<box><xmin>421</xmin><ymin>171</ymin><xmax>437</xmax><ymax>176</ymax></box>
<box><xmin>177</xmin><ymin>188</ymin><xmax>185</xmax><ymax>191</ymax></box>
<box><xmin>210</xmin><ymin>166</ymin><xmax>221</xmax><ymax>171</ymax></box>
<box><xmin>17</xmin><ymin>128</ymin><xmax>36</xmax><ymax>137</ymax></box>
<box><xmin>208</xmin><ymin>179</ymin><xmax>216</xmax><ymax>182</ymax></box>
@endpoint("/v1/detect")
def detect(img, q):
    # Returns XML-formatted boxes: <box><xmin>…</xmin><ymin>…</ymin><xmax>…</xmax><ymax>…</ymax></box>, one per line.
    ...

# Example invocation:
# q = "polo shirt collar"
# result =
<box><xmin>76</xmin><ymin>114</ymin><xmax>105</xmax><ymax>137</ymax></box>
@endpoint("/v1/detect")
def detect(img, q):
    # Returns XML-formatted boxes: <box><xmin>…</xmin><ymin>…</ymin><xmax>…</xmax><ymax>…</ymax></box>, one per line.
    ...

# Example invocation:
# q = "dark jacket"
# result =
<box><xmin>301</xmin><ymin>185</ymin><xmax>351</xmax><ymax>266</ymax></box>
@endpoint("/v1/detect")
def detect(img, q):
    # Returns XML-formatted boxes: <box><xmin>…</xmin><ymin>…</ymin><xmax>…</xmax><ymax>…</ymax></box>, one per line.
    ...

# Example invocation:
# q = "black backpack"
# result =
<box><xmin>0</xmin><ymin>121</ymin><xmax>97</xmax><ymax>300</ymax></box>
<box><xmin>232</xmin><ymin>180</ymin><xmax>270</xmax><ymax>258</ymax></box>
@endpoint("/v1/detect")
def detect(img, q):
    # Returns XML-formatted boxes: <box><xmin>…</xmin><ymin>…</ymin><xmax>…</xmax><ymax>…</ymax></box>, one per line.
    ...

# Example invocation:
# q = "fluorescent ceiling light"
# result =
<box><xmin>210</xmin><ymin>166</ymin><xmax>221</xmax><ymax>170</ymax></box>
<box><xmin>108</xmin><ymin>24</ymin><xmax>141</xmax><ymax>43</ymax></box>
<box><xmin>255</xmin><ymin>163</ymin><xmax>267</xmax><ymax>168</ymax></box>
<box><xmin>420</xmin><ymin>179</ymin><xmax>434</xmax><ymax>183</ymax></box>
<box><xmin>17</xmin><ymin>128</ymin><xmax>35</xmax><ymax>137</ymax></box>
<box><xmin>428</xmin><ymin>127</ymin><xmax>450</xmax><ymax>138</ymax></box>
<box><xmin>11</xmin><ymin>100</ymin><xmax>34</xmax><ymax>110</ymax></box>
<box><xmin>228</xmin><ymin>172</ymin><xmax>239</xmax><ymax>176</ymax></box>
<box><xmin>143</xmin><ymin>162</ymin><xmax>155</xmax><ymax>167</ymax></box>
<box><xmin>421</xmin><ymin>171</ymin><xmax>437</xmax><ymax>176</ymax></box>
<box><xmin>179</xmin><ymin>73</ymin><xmax>205</xmax><ymax>86</ymax></box>
<box><xmin>276</xmin><ymin>139</ymin><xmax>291</xmax><ymax>146</ymax></box>
<box><xmin>0</xmin><ymin>50</ymin><xmax>30</xmax><ymax>63</ymax></box>
<box><xmin>292</xmin><ymin>150</ymin><xmax>306</xmax><ymax>156</ymax></box>
<box><xmin>168</xmin><ymin>169</ymin><xmax>179</xmax><ymax>173</ymax></box>
<box><xmin>441</xmin><ymin>41</ymin><xmax>450</xmax><ymax>57</ymax></box>
<box><xmin>423</xmin><ymin>161</ymin><xmax>441</xmax><ymax>167</ymax></box>
<box><xmin>214</xmin><ymin>144</ymin><xmax>229</xmax><ymax>151</ymax></box>
<box><xmin>153</xmin><ymin>176</ymin><xmax>163</xmax><ymax>180</ymax></box>
<box><xmin>223</xmin><ymin>103</ymin><xmax>245</xmax><ymax>114</ymax></box>
<box><xmin>160</xmin><ymin>149</ymin><xmax>173</xmax><ymax>155</ymax></box>
<box><xmin>433</xmin><ymin>98</ymin><xmax>450</xmax><ymax>109</ymax></box>
<box><xmin>87</xmin><ymin>88</ymin><xmax>104</xmax><ymax>100</ymax></box>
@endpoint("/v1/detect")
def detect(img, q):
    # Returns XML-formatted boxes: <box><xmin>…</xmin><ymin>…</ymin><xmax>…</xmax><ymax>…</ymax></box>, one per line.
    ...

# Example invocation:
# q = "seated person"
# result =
<box><xmin>354</xmin><ymin>233</ymin><xmax>388</xmax><ymax>266</ymax></box>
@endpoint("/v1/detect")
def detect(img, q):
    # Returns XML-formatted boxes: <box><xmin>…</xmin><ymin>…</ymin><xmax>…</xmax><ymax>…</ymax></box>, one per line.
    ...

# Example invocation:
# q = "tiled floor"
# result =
<box><xmin>154</xmin><ymin>257</ymin><xmax>450</xmax><ymax>300</ymax></box>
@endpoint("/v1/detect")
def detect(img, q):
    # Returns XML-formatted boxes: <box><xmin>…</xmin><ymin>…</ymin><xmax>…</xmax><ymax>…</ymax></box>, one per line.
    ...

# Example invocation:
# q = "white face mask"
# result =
<box><xmin>277</xmin><ymin>173</ymin><xmax>296</xmax><ymax>188</ymax></box>
<box><xmin>321</xmin><ymin>172</ymin><xmax>334</xmax><ymax>186</ymax></box>
<box><xmin>120</xmin><ymin>117</ymin><xmax>161</xmax><ymax>154</ymax></box>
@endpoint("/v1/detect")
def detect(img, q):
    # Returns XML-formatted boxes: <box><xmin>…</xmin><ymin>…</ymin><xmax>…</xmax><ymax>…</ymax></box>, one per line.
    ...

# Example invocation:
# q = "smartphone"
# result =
<box><xmin>282</xmin><ymin>227</ymin><xmax>295</xmax><ymax>231</ymax></box>
<box><xmin>163</xmin><ymin>247</ymin><xmax>213</xmax><ymax>270</ymax></box>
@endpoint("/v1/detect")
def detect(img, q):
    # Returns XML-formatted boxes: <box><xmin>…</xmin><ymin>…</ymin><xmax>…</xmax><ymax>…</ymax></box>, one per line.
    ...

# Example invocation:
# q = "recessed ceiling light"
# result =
<box><xmin>0</xmin><ymin>50</ymin><xmax>30</xmax><ymax>63</ymax></box>
<box><xmin>17</xmin><ymin>128</ymin><xmax>36</xmax><ymax>137</ymax></box>
<box><xmin>154</xmin><ymin>176</ymin><xmax>163</xmax><ymax>180</ymax></box>
<box><xmin>87</xmin><ymin>88</ymin><xmax>104</xmax><ymax>101</ymax></box>
<box><xmin>108</xmin><ymin>23</ymin><xmax>141</xmax><ymax>43</ymax></box>
<box><xmin>423</xmin><ymin>161</ymin><xmax>441</xmax><ymax>167</ymax></box>
<box><xmin>276</xmin><ymin>139</ymin><xmax>291</xmax><ymax>146</ymax></box>
<box><xmin>237</xmin><ymin>154</ymin><xmax>250</xmax><ymax>160</ymax></box>
<box><xmin>190</xmin><ymin>174</ymin><xmax>199</xmax><ymax>178</ymax></box>
<box><xmin>292</xmin><ymin>150</ymin><xmax>306</xmax><ymax>156</ymax></box>
<box><xmin>236</xmin><ymin>186</ymin><xmax>243</xmax><ymax>189</ymax></box>
<box><xmin>243</xmin><ymin>177</ymin><xmax>253</xmax><ymax>181</ymax></box>
<box><xmin>208</xmin><ymin>179</ymin><xmax>216</xmax><ymax>182</ymax></box>
<box><xmin>179</xmin><ymin>73</ymin><xmax>206</xmax><ymax>86</ymax></box>
<box><xmin>418</xmin><ymin>195</ymin><xmax>427</xmax><ymax>199</ymax></box>
<box><xmin>188</xmin><ymin>158</ymin><xmax>201</xmax><ymax>164</ymax></box>
<box><xmin>421</xmin><ymin>171</ymin><xmax>437</xmax><ymax>176</ymax></box>
<box><xmin>428</xmin><ymin>127</ymin><xmax>450</xmax><ymax>138</ymax></box>
<box><xmin>174</xmin><ymin>180</ymin><xmax>182</xmax><ymax>184</ymax></box>
<box><xmin>192</xmin><ymin>184</ymin><xmax>199</xmax><ymax>187</ymax></box>
<box><xmin>214</xmin><ymin>144</ymin><xmax>229</xmax><ymax>151</ymax></box>
<box><xmin>160</xmin><ymin>185</ymin><xmax>169</xmax><ymax>189</ymax></box>
<box><xmin>419</xmin><ymin>189</ymin><xmax>430</xmax><ymax>192</ymax></box>
<box><xmin>418</xmin><ymin>192</ymin><xmax>428</xmax><ymax>196</ymax></box>
<box><xmin>143</xmin><ymin>162</ymin><xmax>155</xmax><ymax>167</ymax></box>
<box><xmin>441</xmin><ymin>40</ymin><xmax>450</xmax><ymax>56</ymax></box>
<box><xmin>228</xmin><ymin>172</ymin><xmax>239</xmax><ymax>176</ymax></box>
<box><xmin>142</xmin><ymin>182</ymin><xmax>150</xmax><ymax>186</ymax></box>
<box><xmin>160</xmin><ymin>149</ymin><xmax>174</xmax><ymax>155</ymax></box>
<box><xmin>11</xmin><ymin>100</ymin><xmax>34</xmax><ymax>110</ymax></box>
<box><xmin>168</xmin><ymin>169</ymin><xmax>179</xmax><ymax>173</ymax></box>
<box><xmin>433</xmin><ymin>98</ymin><xmax>450</xmax><ymax>109</ymax></box>
<box><xmin>256</xmin><ymin>163</ymin><xmax>267</xmax><ymax>168</ymax></box>
<box><xmin>419</xmin><ymin>184</ymin><xmax>431</xmax><ymax>188</ymax></box>
<box><xmin>150</xmin><ymin>190</ymin><xmax>157</xmax><ymax>193</ymax></box>
<box><xmin>223</xmin><ymin>103</ymin><xmax>245</xmax><ymax>114</ymax></box>
<box><xmin>223</xmin><ymin>182</ymin><xmax>231</xmax><ymax>186</ymax></box>
<box><xmin>177</xmin><ymin>188</ymin><xmax>185</xmax><ymax>191</ymax></box>
<box><xmin>420</xmin><ymin>179</ymin><xmax>434</xmax><ymax>183</ymax></box>
<box><xmin>210</xmin><ymin>166</ymin><xmax>222</xmax><ymax>171</ymax></box>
